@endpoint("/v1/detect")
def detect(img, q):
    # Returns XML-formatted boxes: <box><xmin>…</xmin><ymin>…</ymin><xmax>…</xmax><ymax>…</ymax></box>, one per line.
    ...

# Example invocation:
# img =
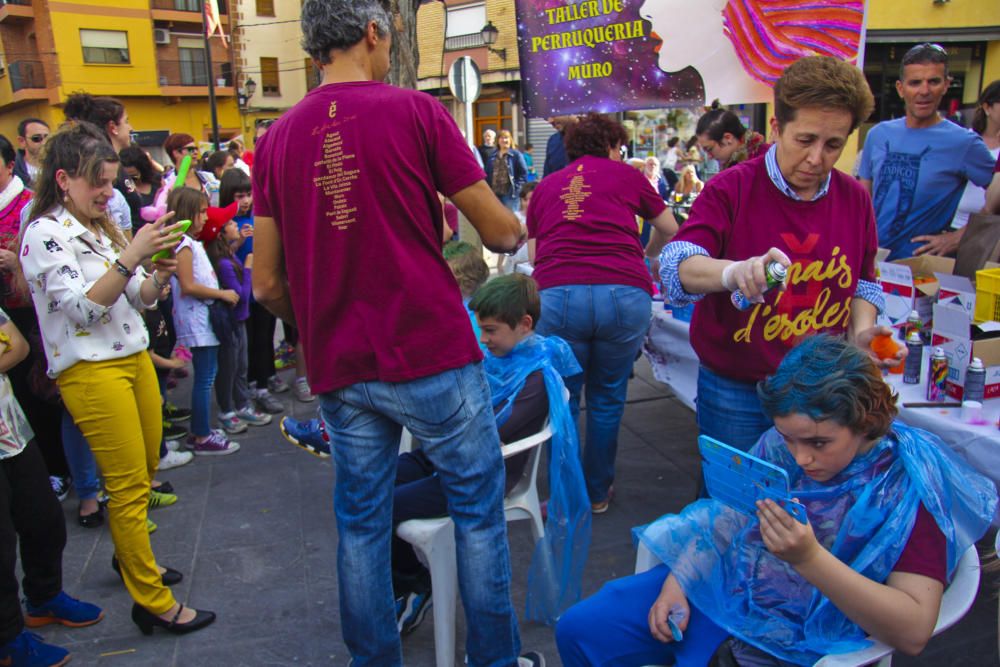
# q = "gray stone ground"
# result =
<box><xmin>30</xmin><ymin>359</ymin><xmax>999</xmax><ymax>666</ymax></box>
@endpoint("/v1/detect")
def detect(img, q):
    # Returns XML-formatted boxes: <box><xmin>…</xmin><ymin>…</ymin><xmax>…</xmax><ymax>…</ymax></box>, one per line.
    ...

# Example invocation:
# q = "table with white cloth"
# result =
<box><xmin>643</xmin><ymin>305</ymin><xmax>1000</xmax><ymax>498</ymax></box>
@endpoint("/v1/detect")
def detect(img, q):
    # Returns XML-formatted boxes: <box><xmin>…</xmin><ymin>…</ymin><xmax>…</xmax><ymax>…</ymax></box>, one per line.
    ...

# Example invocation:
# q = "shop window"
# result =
<box><xmin>475</xmin><ymin>96</ymin><xmax>512</xmax><ymax>145</ymax></box>
<box><xmin>81</xmin><ymin>29</ymin><xmax>129</xmax><ymax>65</ymax></box>
<box><xmin>260</xmin><ymin>57</ymin><xmax>280</xmax><ymax>96</ymax></box>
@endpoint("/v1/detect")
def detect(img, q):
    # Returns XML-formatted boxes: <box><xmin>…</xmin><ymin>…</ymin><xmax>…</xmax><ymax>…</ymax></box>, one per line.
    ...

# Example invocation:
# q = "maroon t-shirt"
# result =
<box><xmin>676</xmin><ymin>157</ymin><xmax>878</xmax><ymax>382</ymax></box>
<box><xmin>252</xmin><ymin>81</ymin><xmax>485</xmax><ymax>393</ymax></box>
<box><xmin>526</xmin><ymin>155</ymin><xmax>667</xmax><ymax>295</ymax></box>
<box><xmin>894</xmin><ymin>503</ymin><xmax>947</xmax><ymax>585</ymax></box>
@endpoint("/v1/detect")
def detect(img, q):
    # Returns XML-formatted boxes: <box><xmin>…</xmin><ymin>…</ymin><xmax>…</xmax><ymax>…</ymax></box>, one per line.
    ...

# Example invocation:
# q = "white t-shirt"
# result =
<box><xmin>951</xmin><ymin>146</ymin><xmax>1000</xmax><ymax>229</ymax></box>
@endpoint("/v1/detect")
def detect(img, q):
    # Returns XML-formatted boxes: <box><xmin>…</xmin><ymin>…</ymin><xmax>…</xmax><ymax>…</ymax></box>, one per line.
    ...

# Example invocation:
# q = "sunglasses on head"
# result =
<box><xmin>28</xmin><ymin>134</ymin><xmax>48</xmax><ymax>143</ymax></box>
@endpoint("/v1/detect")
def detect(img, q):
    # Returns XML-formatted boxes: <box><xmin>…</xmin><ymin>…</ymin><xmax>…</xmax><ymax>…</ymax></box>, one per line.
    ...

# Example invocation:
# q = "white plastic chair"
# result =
<box><xmin>632</xmin><ymin>542</ymin><xmax>982</xmax><ymax>667</ymax></box>
<box><xmin>395</xmin><ymin>387</ymin><xmax>566</xmax><ymax>667</ymax></box>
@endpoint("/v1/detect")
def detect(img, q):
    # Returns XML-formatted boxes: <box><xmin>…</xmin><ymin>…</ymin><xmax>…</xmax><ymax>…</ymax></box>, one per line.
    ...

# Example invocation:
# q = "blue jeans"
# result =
<box><xmin>695</xmin><ymin>365</ymin><xmax>773</xmax><ymax>452</ymax></box>
<box><xmin>61</xmin><ymin>410</ymin><xmax>99</xmax><ymax>501</ymax></box>
<box><xmin>190</xmin><ymin>346</ymin><xmax>219</xmax><ymax>437</ymax></box>
<box><xmin>556</xmin><ymin>564</ymin><xmax>729</xmax><ymax>666</ymax></box>
<box><xmin>537</xmin><ymin>284</ymin><xmax>652</xmax><ymax>503</ymax></box>
<box><xmin>319</xmin><ymin>362</ymin><xmax>519</xmax><ymax>667</ymax></box>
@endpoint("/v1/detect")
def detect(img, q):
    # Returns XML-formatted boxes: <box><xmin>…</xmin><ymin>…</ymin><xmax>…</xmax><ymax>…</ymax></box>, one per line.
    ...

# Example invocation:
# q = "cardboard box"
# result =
<box><xmin>936</xmin><ymin>272</ymin><xmax>976</xmax><ymax>320</ymax></box>
<box><xmin>877</xmin><ymin>255</ymin><xmax>955</xmax><ymax>330</ymax></box>
<box><xmin>930</xmin><ymin>303</ymin><xmax>1000</xmax><ymax>400</ymax></box>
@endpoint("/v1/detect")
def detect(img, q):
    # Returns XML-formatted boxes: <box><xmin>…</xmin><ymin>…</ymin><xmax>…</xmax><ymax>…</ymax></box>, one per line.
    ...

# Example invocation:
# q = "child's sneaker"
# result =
<box><xmin>163</xmin><ymin>422</ymin><xmax>188</xmax><ymax>441</ymax></box>
<box><xmin>236</xmin><ymin>406</ymin><xmax>272</xmax><ymax>426</ymax></box>
<box><xmin>255</xmin><ymin>390</ymin><xmax>284</xmax><ymax>414</ymax></box>
<box><xmin>159</xmin><ymin>449</ymin><xmax>193</xmax><ymax>470</ymax></box>
<box><xmin>268</xmin><ymin>375</ymin><xmax>290</xmax><ymax>394</ymax></box>
<box><xmin>148</xmin><ymin>489</ymin><xmax>178</xmax><ymax>510</ymax></box>
<box><xmin>49</xmin><ymin>476</ymin><xmax>70</xmax><ymax>502</ymax></box>
<box><xmin>163</xmin><ymin>402</ymin><xmax>191</xmax><ymax>423</ymax></box>
<box><xmin>24</xmin><ymin>591</ymin><xmax>104</xmax><ymax>628</ymax></box>
<box><xmin>218</xmin><ymin>412</ymin><xmax>248</xmax><ymax>434</ymax></box>
<box><xmin>186</xmin><ymin>432</ymin><xmax>241</xmax><ymax>456</ymax></box>
<box><xmin>293</xmin><ymin>377</ymin><xmax>315</xmax><ymax>403</ymax></box>
<box><xmin>0</xmin><ymin>631</ymin><xmax>71</xmax><ymax>667</ymax></box>
<box><xmin>279</xmin><ymin>417</ymin><xmax>330</xmax><ymax>458</ymax></box>
<box><xmin>397</xmin><ymin>590</ymin><xmax>432</xmax><ymax>636</ymax></box>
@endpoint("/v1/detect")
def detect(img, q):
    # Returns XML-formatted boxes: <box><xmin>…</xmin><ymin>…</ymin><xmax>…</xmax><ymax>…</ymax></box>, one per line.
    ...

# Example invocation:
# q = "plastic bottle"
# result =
<box><xmin>903</xmin><ymin>331</ymin><xmax>923</xmax><ymax>384</ymax></box>
<box><xmin>731</xmin><ymin>262</ymin><xmax>786</xmax><ymax>311</ymax></box>
<box><xmin>964</xmin><ymin>357</ymin><xmax>986</xmax><ymax>403</ymax></box>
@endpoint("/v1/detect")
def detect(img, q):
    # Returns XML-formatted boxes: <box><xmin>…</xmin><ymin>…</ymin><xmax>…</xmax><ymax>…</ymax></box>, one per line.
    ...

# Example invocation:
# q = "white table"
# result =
<box><xmin>643</xmin><ymin>307</ymin><xmax>1000</xmax><ymax>497</ymax></box>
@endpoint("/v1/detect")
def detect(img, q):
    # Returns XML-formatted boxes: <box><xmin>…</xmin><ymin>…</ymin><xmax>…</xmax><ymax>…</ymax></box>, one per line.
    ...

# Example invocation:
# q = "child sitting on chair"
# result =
<box><xmin>556</xmin><ymin>335</ymin><xmax>996</xmax><ymax>666</ymax></box>
<box><xmin>394</xmin><ymin>274</ymin><xmax>590</xmax><ymax>634</ymax></box>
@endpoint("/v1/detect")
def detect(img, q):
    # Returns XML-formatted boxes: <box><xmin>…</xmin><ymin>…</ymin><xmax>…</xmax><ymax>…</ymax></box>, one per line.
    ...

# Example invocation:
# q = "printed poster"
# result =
<box><xmin>515</xmin><ymin>0</ymin><xmax>867</xmax><ymax>118</ymax></box>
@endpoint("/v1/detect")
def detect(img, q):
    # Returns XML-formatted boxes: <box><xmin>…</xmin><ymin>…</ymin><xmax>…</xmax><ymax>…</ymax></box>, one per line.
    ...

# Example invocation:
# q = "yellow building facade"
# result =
<box><xmin>0</xmin><ymin>0</ymin><xmax>240</xmax><ymax>148</ymax></box>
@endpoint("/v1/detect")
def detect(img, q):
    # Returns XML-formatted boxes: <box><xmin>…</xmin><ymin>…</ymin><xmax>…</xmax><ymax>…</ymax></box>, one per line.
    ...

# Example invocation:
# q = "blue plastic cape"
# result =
<box><xmin>634</xmin><ymin>422</ymin><xmax>997</xmax><ymax>665</ymax></box>
<box><xmin>483</xmin><ymin>333</ymin><xmax>590</xmax><ymax>626</ymax></box>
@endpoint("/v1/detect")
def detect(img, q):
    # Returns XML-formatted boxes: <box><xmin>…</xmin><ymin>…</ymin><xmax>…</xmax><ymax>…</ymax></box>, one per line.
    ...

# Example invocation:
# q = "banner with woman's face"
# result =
<box><xmin>515</xmin><ymin>0</ymin><xmax>867</xmax><ymax>117</ymax></box>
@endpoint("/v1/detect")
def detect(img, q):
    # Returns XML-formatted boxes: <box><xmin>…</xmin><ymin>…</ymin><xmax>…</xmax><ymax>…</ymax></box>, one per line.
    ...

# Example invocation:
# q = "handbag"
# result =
<box><xmin>208</xmin><ymin>300</ymin><xmax>237</xmax><ymax>346</ymax></box>
<box><xmin>955</xmin><ymin>212</ymin><xmax>1000</xmax><ymax>279</ymax></box>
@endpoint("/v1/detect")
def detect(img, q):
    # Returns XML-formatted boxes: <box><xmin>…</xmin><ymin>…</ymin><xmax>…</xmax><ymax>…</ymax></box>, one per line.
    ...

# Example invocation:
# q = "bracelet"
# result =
<box><xmin>151</xmin><ymin>272</ymin><xmax>168</xmax><ymax>291</ymax></box>
<box><xmin>113</xmin><ymin>260</ymin><xmax>133</xmax><ymax>279</ymax></box>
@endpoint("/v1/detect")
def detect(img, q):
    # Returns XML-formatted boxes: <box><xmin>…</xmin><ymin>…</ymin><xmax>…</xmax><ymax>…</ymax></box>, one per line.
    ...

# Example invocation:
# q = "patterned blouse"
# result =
<box><xmin>20</xmin><ymin>206</ymin><xmax>154</xmax><ymax>377</ymax></box>
<box><xmin>0</xmin><ymin>306</ymin><xmax>33</xmax><ymax>460</ymax></box>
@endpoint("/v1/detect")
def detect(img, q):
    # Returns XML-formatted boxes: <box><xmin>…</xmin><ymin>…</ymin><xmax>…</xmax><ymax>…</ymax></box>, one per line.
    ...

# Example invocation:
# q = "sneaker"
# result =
<box><xmin>218</xmin><ymin>412</ymin><xmax>249</xmax><ymax>434</ymax></box>
<box><xmin>163</xmin><ymin>422</ymin><xmax>188</xmax><ymax>441</ymax></box>
<box><xmin>163</xmin><ymin>402</ymin><xmax>192</xmax><ymax>424</ymax></box>
<box><xmin>397</xmin><ymin>590</ymin><xmax>432</xmax><ymax>636</ymax></box>
<box><xmin>268</xmin><ymin>375</ymin><xmax>290</xmax><ymax>394</ymax></box>
<box><xmin>236</xmin><ymin>406</ymin><xmax>272</xmax><ymax>426</ymax></box>
<box><xmin>518</xmin><ymin>652</ymin><xmax>546</xmax><ymax>667</ymax></box>
<box><xmin>24</xmin><ymin>591</ymin><xmax>104</xmax><ymax>628</ymax></box>
<box><xmin>186</xmin><ymin>432</ymin><xmax>241</xmax><ymax>456</ymax></box>
<box><xmin>0</xmin><ymin>631</ymin><xmax>71</xmax><ymax>667</ymax></box>
<box><xmin>153</xmin><ymin>481</ymin><xmax>174</xmax><ymax>494</ymax></box>
<box><xmin>293</xmin><ymin>377</ymin><xmax>316</xmax><ymax>403</ymax></box>
<box><xmin>148</xmin><ymin>489</ymin><xmax>178</xmax><ymax>510</ymax></box>
<box><xmin>255</xmin><ymin>390</ymin><xmax>284</xmax><ymax>414</ymax></box>
<box><xmin>279</xmin><ymin>417</ymin><xmax>330</xmax><ymax>458</ymax></box>
<box><xmin>147</xmin><ymin>518</ymin><xmax>157</xmax><ymax>533</ymax></box>
<box><xmin>49</xmin><ymin>476</ymin><xmax>70</xmax><ymax>502</ymax></box>
<box><xmin>159</xmin><ymin>449</ymin><xmax>193</xmax><ymax>470</ymax></box>
<box><xmin>165</xmin><ymin>438</ymin><xmax>182</xmax><ymax>452</ymax></box>
<box><xmin>590</xmin><ymin>485</ymin><xmax>615</xmax><ymax>515</ymax></box>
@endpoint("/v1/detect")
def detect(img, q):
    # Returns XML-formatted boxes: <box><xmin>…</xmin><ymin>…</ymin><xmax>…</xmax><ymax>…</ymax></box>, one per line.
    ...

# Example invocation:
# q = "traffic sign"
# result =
<box><xmin>448</xmin><ymin>56</ymin><xmax>481</xmax><ymax>105</ymax></box>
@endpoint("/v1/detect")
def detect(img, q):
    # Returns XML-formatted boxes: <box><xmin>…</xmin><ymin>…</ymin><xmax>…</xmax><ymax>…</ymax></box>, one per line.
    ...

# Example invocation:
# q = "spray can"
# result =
<box><xmin>964</xmin><ymin>357</ymin><xmax>986</xmax><ymax>403</ymax></box>
<box><xmin>900</xmin><ymin>310</ymin><xmax>922</xmax><ymax>341</ymax></box>
<box><xmin>731</xmin><ymin>262</ymin><xmax>787</xmax><ymax>311</ymax></box>
<box><xmin>926</xmin><ymin>347</ymin><xmax>948</xmax><ymax>401</ymax></box>
<box><xmin>903</xmin><ymin>331</ymin><xmax>923</xmax><ymax>384</ymax></box>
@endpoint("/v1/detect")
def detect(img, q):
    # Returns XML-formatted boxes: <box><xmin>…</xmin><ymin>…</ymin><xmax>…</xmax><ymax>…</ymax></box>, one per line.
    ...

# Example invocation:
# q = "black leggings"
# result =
<box><xmin>245</xmin><ymin>301</ymin><xmax>277</xmax><ymax>387</ymax></box>
<box><xmin>0</xmin><ymin>441</ymin><xmax>66</xmax><ymax>644</ymax></box>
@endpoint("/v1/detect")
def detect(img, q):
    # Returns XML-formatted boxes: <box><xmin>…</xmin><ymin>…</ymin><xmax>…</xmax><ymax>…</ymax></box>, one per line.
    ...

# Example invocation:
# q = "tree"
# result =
<box><xmin>388</xmin><ymin>0</ymin><xmax>420</xmax><ymax>89</ymax></box>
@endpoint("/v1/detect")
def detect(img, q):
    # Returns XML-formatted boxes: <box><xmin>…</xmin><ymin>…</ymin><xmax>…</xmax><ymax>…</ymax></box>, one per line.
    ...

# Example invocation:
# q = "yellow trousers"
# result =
<box><xmin>57</xmin><ymin>352</ymin><xmax>175</xmax><ymax>614</ymax></box>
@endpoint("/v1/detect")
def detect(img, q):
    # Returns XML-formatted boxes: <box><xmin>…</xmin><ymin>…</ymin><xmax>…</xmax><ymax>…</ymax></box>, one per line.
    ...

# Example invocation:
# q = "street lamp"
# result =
<box><xmin>481</xmin><ymin>21</ymin><xmax>507</xmax><ymax>61</ymax></box>
<box><xmin>238</xmin><ymin>77</ymin><xmax>257</xmax><ymax>110</ymax></box>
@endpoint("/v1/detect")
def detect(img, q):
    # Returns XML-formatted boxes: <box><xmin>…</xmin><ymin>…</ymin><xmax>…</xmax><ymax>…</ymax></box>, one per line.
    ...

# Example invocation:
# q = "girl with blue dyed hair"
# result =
<box><xmin>557</xmin><ymin>334</ymin><xmax>997</xmax><ymax>666</ymax></box>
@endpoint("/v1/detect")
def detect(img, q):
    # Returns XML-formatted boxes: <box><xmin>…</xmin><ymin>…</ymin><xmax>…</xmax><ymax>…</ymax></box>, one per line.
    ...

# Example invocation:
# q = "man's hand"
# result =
<box><xmin>912</xmin><ymin>229</ymin><xmax>962</xmax><ymax>256</ymax></box>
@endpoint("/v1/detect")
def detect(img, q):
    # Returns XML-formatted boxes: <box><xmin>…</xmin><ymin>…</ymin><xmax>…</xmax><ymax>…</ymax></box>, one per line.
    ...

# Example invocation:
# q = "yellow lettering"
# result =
<box><xmin>545</xmin><ymin>8</ymin><xmax>556</xmax><ymax>23</ymax></box>
<box><xmin>733</xmin><ymin>305</ymin><xmax>762</xmax><ymax>344</ymax></box>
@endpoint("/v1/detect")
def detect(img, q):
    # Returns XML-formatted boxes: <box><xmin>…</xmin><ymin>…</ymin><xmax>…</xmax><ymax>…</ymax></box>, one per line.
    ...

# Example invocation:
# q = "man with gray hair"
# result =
<box><xmin>478</xmin><ymin>128</ymin><xmax>497</xmax><ymax>165</ymax></box>
<box><xmin>251</xmin><ymin>1</ymin><xmax>539</xmax><ymax>665</ymax></box>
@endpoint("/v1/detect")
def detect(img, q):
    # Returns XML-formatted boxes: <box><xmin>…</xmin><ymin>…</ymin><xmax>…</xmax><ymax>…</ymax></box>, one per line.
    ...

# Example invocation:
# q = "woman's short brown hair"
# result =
<box><xmin>773</xmin><ymin>56</ymin><xmax>874</xmax><ymax>132</ymax></box>
<box><xmin>565</xmin><ymin>113</ymin><xmax>629</xmax><ymax>162</ymax></box>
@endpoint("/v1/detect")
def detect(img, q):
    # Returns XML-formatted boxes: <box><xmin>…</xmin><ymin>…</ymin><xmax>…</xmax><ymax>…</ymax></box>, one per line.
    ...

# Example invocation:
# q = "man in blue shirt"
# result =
<box><xmin>859</xmin><ymin>43</ymin><xmax>995</xmax><ymax>259</ymax></box>
<box><xmin>542</xmin><ymin>115</ymin><xmax>576</xmax><ymax>177</ymax></box>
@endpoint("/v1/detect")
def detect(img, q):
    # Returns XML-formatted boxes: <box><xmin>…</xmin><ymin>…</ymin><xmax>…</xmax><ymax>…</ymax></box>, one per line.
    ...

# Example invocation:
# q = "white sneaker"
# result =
<box><xmin>236</xmin><ymin>406</ymin><xmax>273</xmax><ymax>426</ymax></box>
<box><xmin>160</xmin><ymin>449</ymin><xmax>194</xmax><ymax>470</ymax></box>
<box><xmin>218</xmin><ymin>412</ymin><xmax>249</xmax><ymax>434</ymax></box>
<box><xmin>165</xmin><ymin>439</ymin><xmax>181</xmax><ymax>452</ymax></box>
<box><xmin>293</xmin><ymin>377</ymin><xmax>316</xmax><ymax>403</ymax></box>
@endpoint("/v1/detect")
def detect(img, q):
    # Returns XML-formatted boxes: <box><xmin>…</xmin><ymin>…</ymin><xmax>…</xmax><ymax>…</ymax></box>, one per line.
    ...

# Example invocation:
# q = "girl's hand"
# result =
<box><xmin>240</xmin><ymin>224</ymin><xmax>253</xmax><ymax>239</ymax></box>
<box><xmin>219</xmin><ymin>289</ymin><xmax>239</xmax><ymax>306</ymax></box>
<box><xmin>0</xmin><ymin>248</ymin><xmax>18</xmax><ymax>271</ymax></box>
<box><xmin>168</xmin><ymin>355</ymin><xmax>186</xmax><ymax>369</ymax></box>
<box><xmin>128</xmin><ymin>212</ymin><xmax>182</xmax><ymax>261</ymax></box>
<box><xmin>152</xmin><ymin>257</ymin><xmax>178</xmax><ymax>286</ymax></box>
<box><xmin>648</xmin><ymin>574</ymin><xmax>689</xmax><ymax>643</ymax></box>
<box><xmin>757</xmin><ymin>498</ymin><xmax>820</xmax><ymax>566</ymax></box>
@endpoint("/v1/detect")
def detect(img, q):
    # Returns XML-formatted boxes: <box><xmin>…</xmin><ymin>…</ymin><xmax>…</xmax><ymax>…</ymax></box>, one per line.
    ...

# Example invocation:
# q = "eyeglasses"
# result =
<box><xmin>28</xmin><ymin>134</ymin><xmax>48</xmax><ymax>144</ymax></box>
<box><xmin>182</xmin><ymin>145</ymin><xmax>199</xmax><ymax>154</ymax></box>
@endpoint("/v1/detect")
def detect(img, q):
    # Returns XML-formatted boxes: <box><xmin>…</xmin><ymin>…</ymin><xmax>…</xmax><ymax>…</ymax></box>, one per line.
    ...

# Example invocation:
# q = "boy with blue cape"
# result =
<box><xmin>392</xmin><ymin>273</ymin><xmax>591</xmax><ymax>633</ymax></box>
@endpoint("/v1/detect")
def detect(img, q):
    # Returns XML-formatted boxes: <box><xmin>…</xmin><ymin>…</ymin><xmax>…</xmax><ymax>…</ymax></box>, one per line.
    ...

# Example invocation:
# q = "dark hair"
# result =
<box><xmin>564</xmin><ymin>113</ymin><xmax>629</xmax><ymax>162</ymax></box>
<box><xmin>204</xmin><ymin>228</ymin><xmax>242</xmax><ymax>287</ymax></box>
<box><xmin>63</xmin><ymin>92</ymin><xmax>125</xmax><ymax>135</ymax></box>
<box><xmin>119</xmin><ymin>145</ymin><xmax>162</xmax><ymax>189</ymax></box>
<box><xmin>899</xmin><ymin>43</ymin><xmax>949</xmax><ymax>80</ymax></box>
<box><xmin>695</xmin><ymin>108</ymin><xmax>746</xmax><ymax>142</ymax></box>
<box><xmin>0</xmin><ymin>135</ymin><xmax>15</xmax><ymax>166</ymax></box>
<box><xmin>300</xmin><ymin>0</ymin><xmax>392</xmax><ymax>64</ymax></box>
<box><xmin>219</xmin><ymin>168</ymin><xmax>252</xmax><ymax>208</ymax></box>
<box><xmin>469</xmin><ymin>273</ymin><xmax>540</xmax><ymax>330</ymax></box>
<box><xmin>774</xmin><ymin>56</ymin><xmax>874</xmax><ymax>132</ymax></box>
<box><xmin>667</xmin><ymin>136</ymin><xmax>680</xmax><ymax>148</ymax></box>
<box><xmin>204</xmin><ymin>150</ymin><xmax>231</xmax><ymax>175</ymax></box>
<box><xmin>972</xmin><ymin>80</ymin><xmax>1000</xmax><ymax>136</ymax></box>
<box><xmin>757</xmin><ymin>335</ymin><xmax>897</xmax><ymax>441</ymax></box>
<box><xmin>27</xmin><ymin>122</ymin><xmax>125</xmax><ymax>249</ymax></box>
<box><xmin>17</xmin><ymin>118</ymin><xmax>48</xmax><ymax>138</ymax></box>
<box><xmin>163</xmin><ymin>133</ymin><xmax>196</xmax><ymax>165</ymax></box>
<box><xmin>519</xmin><ymin>181</ymin><xmax>538</xmax><ymax>201</ymax></box>
<box><xmin>166</xmin><ymin>186</ymin><xmax>208</xmax><ymax>231</ymax></box>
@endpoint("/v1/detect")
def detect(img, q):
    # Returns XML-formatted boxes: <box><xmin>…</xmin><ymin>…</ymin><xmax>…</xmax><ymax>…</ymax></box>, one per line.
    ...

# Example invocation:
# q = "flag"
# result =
<box><xmin>205</xmin><ymin>0</ymin><xmax>228</xmax><ymax>47</ymax></box>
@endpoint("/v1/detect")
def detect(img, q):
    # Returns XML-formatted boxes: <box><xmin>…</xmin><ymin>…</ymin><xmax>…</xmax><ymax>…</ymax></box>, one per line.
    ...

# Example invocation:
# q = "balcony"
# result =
<box><xmin>151</xmin><ymin>0</ymin><xmax>228</xmax><ymax>25</ymax></box>
<box><xmin>9</xmin><ymin>60</ymin><xmax>45</xmax><ymax>92</ymax></box>
<box><xmin>445</xmin><ymin>32</ymin><xmax>486</xmax><ymax>51</ymax></box>
<box><xmin>157</xmin><ymin>59</ymin><xmax>234</xmax><ymax>96</ymax></box>
<box><xmin>0</xmin><ymin>0</ymin><xmax>33</xmax><ymax>23</ymax></box>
